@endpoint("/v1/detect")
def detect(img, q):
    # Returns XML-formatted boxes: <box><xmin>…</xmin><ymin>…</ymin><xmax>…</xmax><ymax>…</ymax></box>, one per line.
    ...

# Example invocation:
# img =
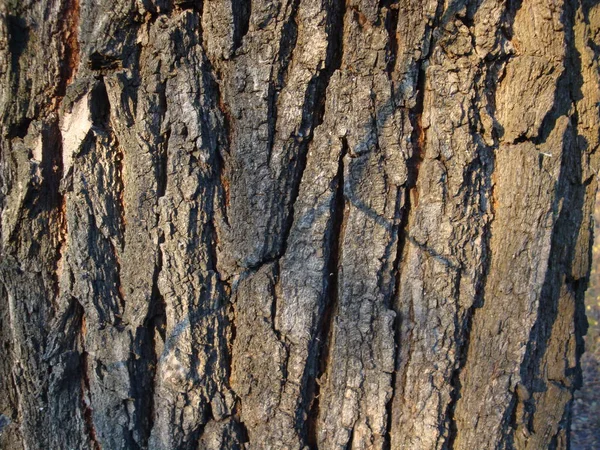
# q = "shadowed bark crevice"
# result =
<box><xmin>131</xmin><ymin>235</ymin><xmax>167</xmax><ymax>447</ymax></box>
<box><xmin>382</xmin><ymin>1</ymin><xmax>399</xmax><ymax>79</ymax></box>
<box><xmin>382</xmin><ymin>186</ymin><xmax>405</xmax><ymax>450</ymax></box>
<box><xmin>231</xmin><ymin>0</ymin><xmax>251</xmax><ymax>55</ymax></box>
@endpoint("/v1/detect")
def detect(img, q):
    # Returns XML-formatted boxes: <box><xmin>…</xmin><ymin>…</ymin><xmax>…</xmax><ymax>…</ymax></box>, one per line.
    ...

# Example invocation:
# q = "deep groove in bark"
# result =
<box><xmin>7</xmin><ymin>117</ymin><xmax>32</xmax><ymax>139</ymax></box>
<box><xmin>90</xmin><ymin>79</ymin><xmax>110</xmax><ymax>127</ymax></box>
<box><xmin>306</xmin><ymin>136</ymin><xmax>348</xmax><ymax>448</ymax></box>
<box><xmin>383</xmin><ymin>186</ymin><xmax>406</xmax><ymax>450</ymax></box>
<box><xmin>127</xmin><ymin>218</ymin><xmax>167</xmax><ymax>448</ymax></box>
<box><xmin>381</xmin><ymin>1</ymin><xmax>399</xmax><ymax>79</ymax></box>
<box><xmin>504</xmin><ymin>0</ymin><xmax>524</xmax><ymax>40</ymax></box>
<box><xmin>5</xmin><ymin>13</ymin><xmax>29</xmax><ymax>132</ymax></box>
<box><xmin>384</xmin><ymin>3</ymin><xmax>444</xmax><ymax>445</ymax></box>
<box><xmin>156</xmin><ymin>129</ymin><xmax>169</xmax><ymax>200</ymax></box>
<box><xmin>346</xmin><ymin>424</ymin><xmax>355</xmax><ymax>450</ymax></box>
<box><xmin>138</xmin><ymin>230</ymin><xmax>167</xmax><ymax>446</ymax></box>
<box><xmin>206</xmin><ymin>58</ymin><xmax>233</xmax><ymax>228</ymax></box>
<box><xmin>231</xmin><ymin>0</ymin><xmax>251</xmax><ymax>54</ymax></box>
<box><xmin>315</xmin><ymin>0</ymin><xmax>346</xmax><ymax>127</ymax></box>
<box><xmin>112</xmin><ymin>135</ymin><xmax>127</xmax><ymax>239</ymax></box>
<box><xmin>270</xmin><ymin>261</ymin><xmax>281</xmax><ymax>339</ymax></box>
<box><xmin>42</xmin><ymin>120</ymin><xmax>67</xmax><ymax>300</ymax></box>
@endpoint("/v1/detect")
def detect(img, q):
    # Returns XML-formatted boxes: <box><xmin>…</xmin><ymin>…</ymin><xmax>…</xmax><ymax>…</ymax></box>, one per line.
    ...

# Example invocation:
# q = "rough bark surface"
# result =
<box><xmin>0</xmin><ymin>0</ymin><xmax>599</xmax><ymax>449</ymax></box>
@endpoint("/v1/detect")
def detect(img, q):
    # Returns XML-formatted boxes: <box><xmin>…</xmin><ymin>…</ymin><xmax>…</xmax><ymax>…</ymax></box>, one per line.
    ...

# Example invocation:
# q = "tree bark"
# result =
<box><xmin>1</xmin><ymin>0</ymin><xmax>599</xmax><ymax>449</ymax></box>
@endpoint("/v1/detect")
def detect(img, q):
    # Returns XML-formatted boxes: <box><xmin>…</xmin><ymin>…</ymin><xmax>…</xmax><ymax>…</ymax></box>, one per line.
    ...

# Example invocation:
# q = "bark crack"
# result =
<box><xmin>381</xmin><ymin>1</ymin><xmax>399</xmax><ymax>80</ymax></box>
<box><xmin>306</xmin><ymin>136</ymin><xmax>348</xmax><ymax>448</ymax></box>
<box><xmin>383</xmin><ymin>186</ymin><xmax>405</xmax><ymax>450</ymax></box>
<box><xmin>231</xmin><ymin>0</ymin><xmax>251</xmax><ymax>55</ymax></box>
<box><xmin>384</xmin><ymin>2</ymin><xmax>444</xmax><ymax>445</ymax></box>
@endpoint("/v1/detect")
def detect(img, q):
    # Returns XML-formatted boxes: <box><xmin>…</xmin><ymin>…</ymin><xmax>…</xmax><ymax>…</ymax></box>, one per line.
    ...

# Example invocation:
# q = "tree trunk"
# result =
<box><xmin>1</xmin><ymin>0</ymin><xmax>599</xmax><ymax>449</ymax></box>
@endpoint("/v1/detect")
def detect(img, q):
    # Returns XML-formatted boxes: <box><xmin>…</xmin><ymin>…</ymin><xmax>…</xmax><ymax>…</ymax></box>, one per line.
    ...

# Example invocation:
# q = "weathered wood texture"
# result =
<box><xmin>1</xmin><ymin>0</ymin><xmax>599</xmax><ymax>449</ymax></box>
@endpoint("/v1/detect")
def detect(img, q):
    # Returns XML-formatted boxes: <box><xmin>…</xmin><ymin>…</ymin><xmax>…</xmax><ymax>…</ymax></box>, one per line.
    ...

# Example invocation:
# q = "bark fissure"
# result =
<box><xmin>141</xmin><ymin>230</ymin><xmax>167</xmax><ymax>443</ymax></box>
<box><xmin>306</xmin><ymin>136</ymin><xmax>348</xmax><ymax>448</ymax></box>
<box><xmin>268</xmin><ymin>0</ymin><xmax>345</xmax><ymax>264</ymax></box>
<box><xmin>383</xmin><ymin>186</ymin><xmax>405</xmax><ymax>450</ymax></box>
<box><xmin>385</xmin><ymin>2</ymin><xmax>445</xmax><ymax>445</ymax></box>
<box><xmin>43</xmin><ymin>120</ymin><xmax>67</xmax><ymax>301</ymax></box>
<box><xmin>381</xmin><ymin>0</ymin><xmax>399</xmax><ymax>79</ymax></box>
<box><xmin>445</xmin><ymin>68</ymin><xmax>500</xmax><ymax>450</ymax></box>
<box><xmin>231</xmin><ymin>0</ymin><xmax>251</xmax><ymax>55</ymax></box>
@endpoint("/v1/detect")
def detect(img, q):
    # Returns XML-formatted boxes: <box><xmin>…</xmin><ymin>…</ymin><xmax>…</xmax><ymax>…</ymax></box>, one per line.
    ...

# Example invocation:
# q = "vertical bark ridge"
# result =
<box><xmin>306</xmin><ymin>136</ymin><xmax>348</xmax><ymax>447</ymax></box>
<box><xmin>443</xmin><ymin>9</ymin><xmax>516</xmax><ymax>443</ymax></box>
<box><xmin>79</xmin><ymin>313</ymin><xmax>101</xmax><ymax>450</ymax></box>
<box><xmin>508</xmin><ymin>3</ymin><xmax>593</xmax><ymax>445</ymax></box>
<box><xmin>265</xmin><ymin>0</ymin><xmax>300</xmax><ymax>167</ymax></box>
<box><xmin>451</xmin><ymin>0</ymin><xmax>580</xmax><ymax>446</ymax></box>
<box><xmin>273</xmin><ymin>0</ymin><xmax>345</xmax><ymax>260</ymax></box>
<box><xmin>440</xmin><ymin>1</ymin><xmax>524</xmax><ymax>443</ymax></box>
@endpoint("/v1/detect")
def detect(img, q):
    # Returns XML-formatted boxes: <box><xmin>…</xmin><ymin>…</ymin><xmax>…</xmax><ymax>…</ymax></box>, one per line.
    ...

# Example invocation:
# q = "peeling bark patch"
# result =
<box><xmin>60</xmin><ymin>94</ymin><xmax>91</xmax><ymax>175</ymax></box>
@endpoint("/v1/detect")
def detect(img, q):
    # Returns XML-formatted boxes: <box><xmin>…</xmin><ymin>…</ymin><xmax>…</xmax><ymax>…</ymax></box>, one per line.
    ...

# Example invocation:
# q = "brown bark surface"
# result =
<box><xmin>1</xmin><ymin>0</ymin><xmax>599</xmax><ymax>449</ymax></box>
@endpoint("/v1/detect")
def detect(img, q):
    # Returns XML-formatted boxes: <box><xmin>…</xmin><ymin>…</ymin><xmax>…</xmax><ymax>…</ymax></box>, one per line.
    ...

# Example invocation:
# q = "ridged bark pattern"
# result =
<box><xmin>0</xmin><ymin>0</ymin><xmax>599</xmax><ymax>449</ymax></box>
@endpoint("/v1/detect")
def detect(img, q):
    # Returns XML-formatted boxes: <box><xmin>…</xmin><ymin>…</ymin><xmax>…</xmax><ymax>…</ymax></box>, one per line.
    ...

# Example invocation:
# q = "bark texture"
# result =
<box><xmin>1</xmin><ymin>0</ymin><xmax>599</xmax><ymax>449</ymax></box>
